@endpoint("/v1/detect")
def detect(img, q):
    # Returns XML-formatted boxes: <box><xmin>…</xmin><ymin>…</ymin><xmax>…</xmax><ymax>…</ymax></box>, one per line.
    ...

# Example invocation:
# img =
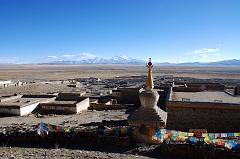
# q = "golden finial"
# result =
<box><xmin>146</xmin><ymin>58</ymin><xmax>154</xmax><ymax>90</ymax></box>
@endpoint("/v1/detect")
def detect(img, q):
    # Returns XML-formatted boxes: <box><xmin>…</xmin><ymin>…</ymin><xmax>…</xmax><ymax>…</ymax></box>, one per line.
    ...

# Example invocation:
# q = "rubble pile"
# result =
<box><xmin>0</xmin><ymin>124</ymin><xmax>39</xmax><ymax>146</ymax></box>
<box><xmin>0</xmin><ymin>123</ymin><xmax>133</xmax><ymax>148</ymax></box>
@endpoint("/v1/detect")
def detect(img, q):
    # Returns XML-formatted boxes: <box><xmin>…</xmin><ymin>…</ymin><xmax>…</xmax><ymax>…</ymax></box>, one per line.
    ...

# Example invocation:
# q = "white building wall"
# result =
<box><xmin>20</xmin><ymin>102</ymin><xmax>39</xmax><ymax>116</ymax></box>
<box><xmin>76</xmin><ymin>98</ymin><xmax>89</xmax><ymax>113</ymax></box>
<box><xmin>0</xmin><ymin>80</ymin><xmax>12</xmax><ymax>85</ymax></box>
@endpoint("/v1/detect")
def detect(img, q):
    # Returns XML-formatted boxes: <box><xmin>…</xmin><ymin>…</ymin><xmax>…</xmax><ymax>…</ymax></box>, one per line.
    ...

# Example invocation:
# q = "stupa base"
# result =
<box><xmin>128</xmin><ymin>106</ymin><xmax>167</xmax><ymax>128</ymax></box>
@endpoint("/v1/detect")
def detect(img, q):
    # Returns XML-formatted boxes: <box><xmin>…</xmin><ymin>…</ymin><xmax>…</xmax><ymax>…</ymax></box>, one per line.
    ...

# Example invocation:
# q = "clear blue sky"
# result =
<box><xmin>0</xmin><ymin>0</ymin><xmax>240</xmax><ymax>63</ymax></box>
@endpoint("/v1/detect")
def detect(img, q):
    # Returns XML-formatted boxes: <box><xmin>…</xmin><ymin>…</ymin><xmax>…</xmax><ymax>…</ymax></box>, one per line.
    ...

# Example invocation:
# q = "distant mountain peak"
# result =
<box><xmin>159</xmin><ymin>59</ymin><xmax>240</xmax><ymax>66</ymax></box>
<box><xmin>43</xmin><ymin>54</ymin><xmax>240</xmax><ymax>65</ymax></box>
<box><xmin>46</xmin><ymin>54</ymin><xmax>145</xmax><ymax>64</ymax></box>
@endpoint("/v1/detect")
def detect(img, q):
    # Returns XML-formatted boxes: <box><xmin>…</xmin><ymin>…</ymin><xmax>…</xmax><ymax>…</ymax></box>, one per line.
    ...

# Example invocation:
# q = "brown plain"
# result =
<box><xmin>0</xmin><ymin>64</ymin><xmax>240</xmax><ymax>81</ymax></box>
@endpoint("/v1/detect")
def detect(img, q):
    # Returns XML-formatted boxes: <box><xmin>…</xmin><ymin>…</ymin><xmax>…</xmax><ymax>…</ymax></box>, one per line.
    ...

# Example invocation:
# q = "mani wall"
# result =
<box><xmin>166</xmin><ymin>101</ymin><xmax>240</xmax><ymax>132</ymax></box>
<box><xmin>112</xmin><ymin>88</ymin><xmax>141</xmax><ymax>105</ymax></box>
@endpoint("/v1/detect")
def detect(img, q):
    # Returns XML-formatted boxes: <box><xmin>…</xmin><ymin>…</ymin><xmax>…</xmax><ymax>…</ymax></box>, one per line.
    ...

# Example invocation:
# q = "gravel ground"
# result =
<box><xmin>0</xmin><ymin>147</ymin><xmax>152</xmax><ymax>159</ymax></box>
<box><xmin>0</xmin><ymin>110</ymin><xmax>128</xmax><ymax>127</ymax></box>
<box><xmin>1</xmin><ymin>65</ymin><xmax>239</xmax><ymax>158</ymax></box>
<box><xmin>1</xmin><ymin>65</ymin><xmax>240</xmax><ymax>81</ymax></box>
<box><xmin>0</xmin><ymin>83</ymin><xmax>82</xmax><ymax>95</ymax></box>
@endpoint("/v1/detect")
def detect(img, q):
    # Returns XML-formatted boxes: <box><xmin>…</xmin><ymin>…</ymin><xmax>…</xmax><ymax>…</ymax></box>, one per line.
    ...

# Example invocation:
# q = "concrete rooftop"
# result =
<box><xmin>46</xmin><ymin>100</ymin><xmax>78</xmax><ymax>105</ymax></box>
<box><xmin>0</xmin><ymin>97</ymin><xmax>52</xmax><ymax>108</ymax></box>
<box><xmin>170</xmin><ymin>91</ymin><xmax>240</xmax><ymax>104</ymax></box>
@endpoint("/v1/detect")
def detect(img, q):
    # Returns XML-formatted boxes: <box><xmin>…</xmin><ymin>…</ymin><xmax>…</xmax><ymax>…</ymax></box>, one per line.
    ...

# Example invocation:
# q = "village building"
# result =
<box><xmin>39</xmin><ymin>92</ymin><xmax>89</xmax><ymax>114</ymax></box>
<box><xmin>166</xmin><ymin>82</ymin><xmax>240</xmax><ymax>132</ymax></box>
<box><xmin>0</xmin><ymin>80</ymin><xmax>12</xmax><ymax>88</ymax></box>
<box><xmin>0</xmin><ymin>95</ymin><xmax>55</xmax><ymax>116</ymax></box>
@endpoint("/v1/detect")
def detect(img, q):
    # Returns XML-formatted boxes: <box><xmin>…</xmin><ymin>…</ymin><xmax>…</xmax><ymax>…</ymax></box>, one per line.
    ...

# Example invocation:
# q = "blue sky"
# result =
<box><xmin>0</xmin><ymin>0</ymin><xmax>240</xmax><ymax>63</ymax></box>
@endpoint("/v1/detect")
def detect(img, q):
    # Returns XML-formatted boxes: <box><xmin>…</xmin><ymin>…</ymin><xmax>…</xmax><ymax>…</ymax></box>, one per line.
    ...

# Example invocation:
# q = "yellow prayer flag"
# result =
<box><xmin>188</xmin><ymin>133</ymin><xmax>194</xmax><ymax>136</ymax></box>
<box><xmin>161</xmin><ymin>129</ymin><xmax>167</xmax><ymax>134</ymax></box>
<box><xmin>64</xmin><ymin>127</ymin><xmax>70</xmax><ymax>133</ymax></box>
<box><xmin>204</xmin><ymin>137</ymin><xmax>211</xmax><ymax>144</ymax></box>
<box><xmin>235</xmin><ymin>133</ymin><xmax>240</xmax><ymax>136</ymax></box>
<box><xmin>179</xmin><ymin>132</ymin><xmax>184</xmax><ymax>136</ymax></box>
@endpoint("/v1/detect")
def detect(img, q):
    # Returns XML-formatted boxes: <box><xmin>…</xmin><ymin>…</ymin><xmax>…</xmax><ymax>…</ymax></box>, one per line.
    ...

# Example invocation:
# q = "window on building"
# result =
<box><xmin>214</xmin><ymin>100</ymin><xmax>222</xmax><ymax>103</ymax></box>
<box><xmin>182</xmin><ymin>98</ymin><xmax>190</xmax><ymax>102</ymax></box>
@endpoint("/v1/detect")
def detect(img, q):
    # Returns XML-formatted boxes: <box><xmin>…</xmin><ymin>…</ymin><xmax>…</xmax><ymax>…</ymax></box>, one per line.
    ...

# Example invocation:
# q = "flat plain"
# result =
<box><xmin>0</xmin><ymin>64</ymin><xmax>240</xmax><ymax>159</ymax></box>
<box><xmin>1</xmin><ymin>64</ymin><xmax>240</xmax><ymax>81</ymax></box>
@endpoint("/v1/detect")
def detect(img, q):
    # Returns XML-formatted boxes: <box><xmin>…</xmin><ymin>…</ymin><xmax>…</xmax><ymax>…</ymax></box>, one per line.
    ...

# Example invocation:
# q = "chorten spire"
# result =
<box><xmin>128</xmin><ymin>57</ymin><xmax>167</xmax><ymax>144</ymax></box>
<box><xmin>146</xmin><ymin>58</ymin><xmax>154</xmax><ymax>90</ymax></box>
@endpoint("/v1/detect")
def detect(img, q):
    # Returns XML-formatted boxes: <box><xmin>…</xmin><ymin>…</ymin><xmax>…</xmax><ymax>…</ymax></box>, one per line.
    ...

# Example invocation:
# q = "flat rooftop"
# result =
<box><xmin>46</xmin><ymin>100</ymin><xmax>78</xmax><ymax>105</ymax></box>
<box><xmin>0</xmin><ymin>80</ymin><xmax>11</xmax><ymax>84</ymax></box>
<box><xmin>170</xmin><ymin>91</ymin><xmax>240</xmax><ymax>104</ymax></box>
<box><xmin>0</xmin><ymin>95</ymin><xmax>12</xmax><ymax>100</ymax></box>
<box><xmin>0</xmin><ymin>97</ymin><xmax>52</xmax><ymax>108</ymax></box>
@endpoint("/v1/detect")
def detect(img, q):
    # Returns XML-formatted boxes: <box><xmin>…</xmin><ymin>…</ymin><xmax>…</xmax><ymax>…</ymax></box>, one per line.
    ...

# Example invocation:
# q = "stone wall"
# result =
<box><xmin>57</xmin><ymin>92</ymin><xmax>85</xmax><ymax>101</ymax></box>
<box><xmin>186</xmin><ymin>83</ymin><xmax>224</xmax><ymax>91</ymax></box>
<box><xmin>112</xmin><ymin>88</ymin><xmax>141</xmax><ymax>105</ymax></box>
<box><xmin>166</xmin><ymin>101</ymin><xmax>240</xmax><ymax>132</ymax></box>
<box><xmin>39</xmin><ymin>103</ymin><xmax>77</xmax><ymax>114</ymax></box>
<box><xmin>172</xmin><ymin>87</ymin><xmax>202</xmax><ymax>92</ymax></box>
<box><xmin>89</xmin><ymin>103</ymin><xmax>135</xmax><ymax>110</ymax></box>
<box><xmin>235</xmin><ymin>85</ymin><xmax>240</xmax><ymax>95</ymax></box>
<box><xmin>173</xmin><ymin>83</ymin><xmax>225</xmax><ymax>91</ymax></box>
<box><xmin>22</xmin><ymin>94</ymin><xmax>57</xmax><ymax>98</ymax></box>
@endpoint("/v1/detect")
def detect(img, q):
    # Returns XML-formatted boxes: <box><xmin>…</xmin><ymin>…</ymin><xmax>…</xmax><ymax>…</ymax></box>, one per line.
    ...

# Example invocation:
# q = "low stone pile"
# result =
<box><xmin>0</xmin><ymin>123</ymin><xmax>132</xmax><ymax>148</ymax></box>
<box><xmin>0</xmin><ymin>124</ymin><xmax>39</xmax><ymax>146</ymax></box>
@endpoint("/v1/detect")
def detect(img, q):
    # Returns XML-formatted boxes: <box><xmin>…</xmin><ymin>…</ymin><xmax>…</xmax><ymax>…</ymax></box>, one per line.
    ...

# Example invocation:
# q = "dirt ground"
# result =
<box><xmin>0</xmin><ymin>64</ymin><xmax>239</xmax><ymax>159</ymax></box>
<box><xmin>0</xmin><ymin>64</ymin><xmax>240</xmax><ymax>81</ymax></box>
<box><xmin>0</xmin><ymin>82</ymin><xmax>82</xmax><ymax>95</ymax></box>
<box><xmin>0</xmin><ymin>147</ymin><xmax>151</xmax><ymax>159</ymax></box>
<box><xmin>0</xmin><ymin>110</ymin><xmax>128</xmax><ymax>127</ymax></box>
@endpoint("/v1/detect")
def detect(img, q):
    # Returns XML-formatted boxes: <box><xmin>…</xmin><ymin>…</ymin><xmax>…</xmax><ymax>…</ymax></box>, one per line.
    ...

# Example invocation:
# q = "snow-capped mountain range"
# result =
<box><xmin>43</xmin><ymin>53</ymin><xmax>240</xmax><ymax>65</ymax></box>
<box><xmin>46</xmin><ymin>53</ymin><xmax>146</xmax><ymax>64</ymax></box>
